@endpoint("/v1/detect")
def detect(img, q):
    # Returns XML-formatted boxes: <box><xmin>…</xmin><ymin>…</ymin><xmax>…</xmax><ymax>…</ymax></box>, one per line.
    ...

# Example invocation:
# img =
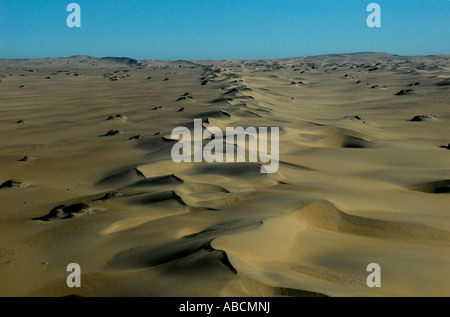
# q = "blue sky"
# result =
<box><xmin>0</xmin><ymin>0</ymin><xmax>449</xmax><ymax>59</ymax></box>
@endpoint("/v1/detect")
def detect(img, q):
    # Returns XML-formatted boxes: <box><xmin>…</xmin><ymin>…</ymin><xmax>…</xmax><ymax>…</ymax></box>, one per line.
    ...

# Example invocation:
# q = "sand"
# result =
<box><xmin>0</xmin><ymin>53</ymin><xmax>449</xmax><ymax>296</ymax></box>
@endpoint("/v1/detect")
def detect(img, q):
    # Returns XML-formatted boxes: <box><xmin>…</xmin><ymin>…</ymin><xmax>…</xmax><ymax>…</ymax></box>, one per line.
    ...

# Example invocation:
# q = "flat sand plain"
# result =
<box><xmin>0</xmin><ymin>53</ymin><xmax>449</xmax><ymax>296</ymax></box>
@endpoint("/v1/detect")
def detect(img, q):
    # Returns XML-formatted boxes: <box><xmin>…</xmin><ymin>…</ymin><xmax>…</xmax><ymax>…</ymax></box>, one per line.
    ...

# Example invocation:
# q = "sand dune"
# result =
<box><xmin>0</xmin><ymin>53</ymin><xmax>449</xmax><ymax>297</ymax></box>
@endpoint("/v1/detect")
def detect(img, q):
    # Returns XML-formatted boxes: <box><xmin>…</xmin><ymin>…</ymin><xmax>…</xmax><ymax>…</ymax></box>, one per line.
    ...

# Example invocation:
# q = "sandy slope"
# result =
<box><xmin>0</xmin><ymin>53</ymin><xmax>449</xmax><ymax>296</ymax></box>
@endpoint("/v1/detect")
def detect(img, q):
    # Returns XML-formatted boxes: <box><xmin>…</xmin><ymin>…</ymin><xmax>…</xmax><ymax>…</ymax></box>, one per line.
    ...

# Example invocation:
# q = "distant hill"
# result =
<box><xmin>0</xmin><ymin>55</ymin><xmax>144</xmax><ymax>69</ymax></box>
<box><xmin>0</xmin><ymin>53</ymin><xmax>448</xmax><ymax>69</ymax></box>
<box><xmin>288</xmin><ymin>52</ymin><xmax>450</xmax><ymax>63</ymax></box>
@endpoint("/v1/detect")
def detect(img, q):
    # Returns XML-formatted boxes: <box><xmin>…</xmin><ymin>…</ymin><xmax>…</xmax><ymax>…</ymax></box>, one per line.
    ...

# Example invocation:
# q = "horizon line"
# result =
<box><xmin>1</xmin><ymin>51</ymin><xmax>450</xmax><ymax>62</ymax></box>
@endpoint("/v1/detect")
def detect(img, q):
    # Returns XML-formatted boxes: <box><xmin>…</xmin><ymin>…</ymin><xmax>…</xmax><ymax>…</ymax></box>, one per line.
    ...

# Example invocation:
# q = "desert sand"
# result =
<box><xmin>0</xmin><ymin>53</ymin><xmax>449</xmax><ymax>297</ymax></box>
